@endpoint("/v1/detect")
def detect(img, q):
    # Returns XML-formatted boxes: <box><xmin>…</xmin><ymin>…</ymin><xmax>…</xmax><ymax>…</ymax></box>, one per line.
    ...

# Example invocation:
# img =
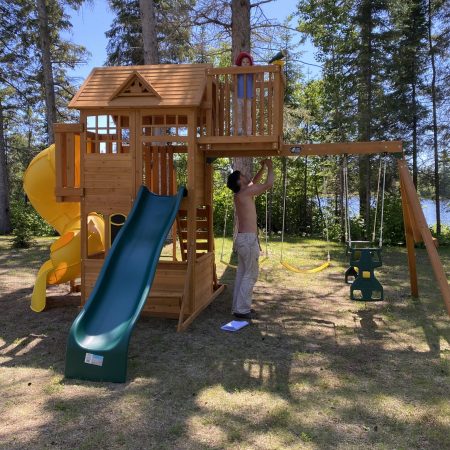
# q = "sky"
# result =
<box><xmin>63</xmin><ymin>0</ymin><xmax>320</xmax><ymax>85</ymax></box>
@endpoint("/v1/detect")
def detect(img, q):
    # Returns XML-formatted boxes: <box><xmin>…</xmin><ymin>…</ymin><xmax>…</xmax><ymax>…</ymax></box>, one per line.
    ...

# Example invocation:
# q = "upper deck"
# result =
<box><xmin>199</xmin><ymin>65</ymin><xmax>285</xmax><ymax>152</ymax></box>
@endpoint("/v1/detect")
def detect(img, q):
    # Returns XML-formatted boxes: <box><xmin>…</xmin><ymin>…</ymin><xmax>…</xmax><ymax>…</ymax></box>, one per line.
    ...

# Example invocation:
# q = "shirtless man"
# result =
<box><xmin>226</xmin><ymin>159</ymin><xmax>274</xmax><ymax>319</ymax></box>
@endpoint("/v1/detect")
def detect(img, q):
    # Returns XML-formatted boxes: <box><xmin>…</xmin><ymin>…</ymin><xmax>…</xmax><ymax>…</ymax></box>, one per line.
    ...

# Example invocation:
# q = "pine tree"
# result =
<box><xmin>106</xmin><ymin>0</ymin><xmax>194</xmax><ymax>65</ymax></box>
<box><xmin>387</xmin><ymin>0</ymin><xmax>428</xmax><ymax>188</ymax></box>
<box><xmin>0</xmin><ymin>0</ymin><xmax>88</xmax><ymax>234</ymax></box>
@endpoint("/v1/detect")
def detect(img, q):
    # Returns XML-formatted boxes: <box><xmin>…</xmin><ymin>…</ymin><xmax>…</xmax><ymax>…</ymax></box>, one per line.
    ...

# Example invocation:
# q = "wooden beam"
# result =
<box><xmin>177</xmin><ymin>284</ymin><xmax>226</xmax><ymax>332</ymax></box>
<box><xmin>187</xmin><ymin>110</ymin><xmax>197</xmax><ymax>313</ymax></box>
<box><xmin>282</xmin><ymin>141</ymin><xmax>402</xmax><ymax>156</ymax></box>
<box><xmin>55</xmin><ymin>187</ymin><xmax>83</xmax><ymax>197</ymax></box>
<box><xmin>398</xmin><ymin>159</ymin><xmax>450</xmax><ymax>316</ymax></box>
<box><xmin>53</xmin><ymin>123</ymin><xmax>83</xmax><ymax>133</ymax></box>
<box><xmin>199</xmin><ymin>135</ymin><xmax>278</xmax><ymax>145</ymax></box>
<box><xmin>207</xmin><ymin>65</ymin><xmax>280</xmax><ymax>75</ymax></box>
<box><xmin>177</xmin><ymin>245</ymin><xmax>193</xmax><ymax>331</ymax></box>
<box><xmin>141</xmin><ymin>135</ymin><xmax>188</xmax><ymax>143</ymax></box>
<box><xmin>80</xmin><ymin>111</ymin><xmax>87</xmax><ymax>305</ymax></box>
<box><xmin>399</xmin><ymin>172</ymin><xmax>419</xmax><ymax>297</ymax></box>
<box><xmin>200</xmin><ymin>140</ymin><xmax>402</xmax><ymax>158</ymax></box>
<box><xmin>202</xmin><ymin>148</ymin><xmax>279</xmax><ymax>157</ymax></box>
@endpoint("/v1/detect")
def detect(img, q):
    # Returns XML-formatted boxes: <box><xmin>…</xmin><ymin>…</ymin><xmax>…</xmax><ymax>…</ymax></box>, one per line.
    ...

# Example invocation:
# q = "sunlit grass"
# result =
<box><xmin>0</xmin><ymin>234</ymin><xmax>450</xmax><ymax>449</ymax></box>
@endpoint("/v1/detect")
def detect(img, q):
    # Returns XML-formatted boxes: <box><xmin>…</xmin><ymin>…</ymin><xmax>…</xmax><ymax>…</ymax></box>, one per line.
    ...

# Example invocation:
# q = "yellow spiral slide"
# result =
<box><xmin>23</xmin><ymin>143</ymin><xmax>105</xmax><ymax>312</ymax></box>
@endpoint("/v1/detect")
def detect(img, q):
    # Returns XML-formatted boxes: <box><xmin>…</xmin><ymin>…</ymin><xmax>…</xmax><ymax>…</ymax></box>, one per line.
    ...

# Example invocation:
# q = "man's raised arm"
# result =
<box><xmin>246</xmin><ymin>159</ymin><xmax>274</xmax><ymax>196</ymax></box>
<box><xmin>252</xmin><ymin>159</ymin><xmax>267</xmax><ymax>184</ymax></box>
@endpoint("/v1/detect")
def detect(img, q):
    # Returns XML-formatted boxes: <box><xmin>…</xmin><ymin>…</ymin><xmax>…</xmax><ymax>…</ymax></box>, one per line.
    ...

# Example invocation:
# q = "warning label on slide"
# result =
<box><xmin>84</xmin><ymin>353</ymin><xmax>104</xmax><ymax>366</ymax></box>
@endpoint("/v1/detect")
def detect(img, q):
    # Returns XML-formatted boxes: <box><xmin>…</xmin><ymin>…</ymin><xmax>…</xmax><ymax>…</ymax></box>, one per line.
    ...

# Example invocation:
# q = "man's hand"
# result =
<box><xmin>260</xmin><ymin>158</ymin><xmax>272</xmax><ymax>168</ymax></box>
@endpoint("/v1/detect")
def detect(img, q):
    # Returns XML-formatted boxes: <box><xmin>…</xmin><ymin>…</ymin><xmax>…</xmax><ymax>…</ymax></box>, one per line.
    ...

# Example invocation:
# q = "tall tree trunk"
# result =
<box><xmin>339</xmin><ymin>156</ymin><xmax>345</xmax><ymax>242</ymax></box>
<box><xmin>231</xmin><ymin>0</ymin><xmax>251</xmax><ymax>61</ymax></box>
<box><xmin>268</xmin><ymin>186</ymin><xmax>273</xmax><ymax>236</ymax></box>
<box><xmin>231</xmin><ymin>0</ymin><xmax>252</xmax><ymax>176</ymax></box>
<box><xmin>231</xmin><ymin>0</ymin><xmax>253</xmax><ymax>235</ymax></box>
<box><xmin>331</xmin><ymin>42</ymin><xmax>346</xmax><ymax>242</ymax></box>
<box><xmin>427</xmin><ymin>0</ymin><xmax>441</xmax><ymax>235</ymax></box>
<box><xmin>139</xmin><ymin>0</ymin><xmax>159</xmax><ymax>64</ymax></box>
<box><xmin>36</xmin><ymin>0</ymin><xmax>57</xmax><ymax>144</ymax></box>
<box><xmin>358</xmin><ymin>0</ymin><xmax>373</xmax><ymax>237</ymax></box>
<box><xmin>412</xmin><ymin>80</ymin><xmax>418</xmax><ymax>188</ymax></box>
<box><xmin>0</xmin><ymin>98</ymin><xmax>11</xmax><ymax>234</ymax></box>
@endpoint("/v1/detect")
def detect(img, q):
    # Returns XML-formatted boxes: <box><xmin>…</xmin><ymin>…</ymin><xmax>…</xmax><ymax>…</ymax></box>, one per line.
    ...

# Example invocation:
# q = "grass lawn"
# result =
<box><xmin>0</xmin><ymin>235</ymin><xmax>449</xmax><ymax>450</ymax></box>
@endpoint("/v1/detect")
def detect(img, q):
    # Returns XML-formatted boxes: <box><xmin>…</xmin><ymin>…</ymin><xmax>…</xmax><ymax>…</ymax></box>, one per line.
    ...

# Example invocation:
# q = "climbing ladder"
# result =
<box><xmin>177</xmin><ymin>206</ymin><xmax>213</xmax><ymax>260</ymax></box>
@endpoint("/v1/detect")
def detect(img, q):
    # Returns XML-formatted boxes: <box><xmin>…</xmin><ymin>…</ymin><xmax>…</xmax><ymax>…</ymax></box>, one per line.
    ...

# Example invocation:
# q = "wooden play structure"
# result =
<box><xmin>52</xmin><ymin>63</ymin><xmax>450</xmax><ymax>332</ymax></box>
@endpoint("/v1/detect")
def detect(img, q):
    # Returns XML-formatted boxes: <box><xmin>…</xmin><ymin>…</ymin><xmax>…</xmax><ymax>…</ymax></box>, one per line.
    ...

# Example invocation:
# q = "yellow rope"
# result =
<box><xmin>280</xmin><ymin>259</ymin><xmax>330</xmax><ymax>274</ymax></box>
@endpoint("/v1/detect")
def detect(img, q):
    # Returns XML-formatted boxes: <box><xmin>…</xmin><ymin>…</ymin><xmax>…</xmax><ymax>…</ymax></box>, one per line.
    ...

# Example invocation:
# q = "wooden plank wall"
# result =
<box><xmin>194</xmin><ymin>253</ymin><xmax>214</xmax><ymax>309</ymax></box>
<box><xmin>143</xmin><ymin>261</ymin><xmax>188</xmax><ymax>317</ymax></box>
<box><xmin>83</xmin><ymin>154</ymin><xmax>134</xmax><ymax>215</ymax></box>
<box><xmin>54</xmin><ymin>124</ymin><xmax>83</xmax><ymax>201</ymax></box>
<box><xmin>83</xmin><ymin>259</ymin><xmax>104</xmax><ymax>301</ymax></box>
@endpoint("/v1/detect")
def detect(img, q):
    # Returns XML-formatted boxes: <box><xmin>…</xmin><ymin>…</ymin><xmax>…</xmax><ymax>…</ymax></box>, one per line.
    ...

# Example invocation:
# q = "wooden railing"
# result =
<box><xmin>54</xmin><ymin>123</ymin><xmax>83</xmax><ymax>201</ymax></box>
<box><xmin>204</xmin><ymin>65</ymin><xmax>284</xmax><ymax>141</ymax></box>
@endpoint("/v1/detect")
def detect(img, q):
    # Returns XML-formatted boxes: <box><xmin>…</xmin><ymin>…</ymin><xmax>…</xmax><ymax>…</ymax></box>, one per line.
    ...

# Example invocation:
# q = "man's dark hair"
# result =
<box><xmin>227</xmin><ymin>170</ymin><xmax>241</xmax><ymax>193</ymax></box>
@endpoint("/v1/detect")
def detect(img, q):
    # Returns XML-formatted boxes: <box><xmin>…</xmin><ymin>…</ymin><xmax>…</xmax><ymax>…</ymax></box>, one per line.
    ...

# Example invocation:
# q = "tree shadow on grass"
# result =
<box><xmin>1</xmin><ymin>246</ymin><xmax>450</xmax><ymax>449</ymax></box>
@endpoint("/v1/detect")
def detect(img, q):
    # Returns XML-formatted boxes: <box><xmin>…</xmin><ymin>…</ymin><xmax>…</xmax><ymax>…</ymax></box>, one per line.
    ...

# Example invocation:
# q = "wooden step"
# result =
<box><xmin>149</xmin><ymin>289</ymin><xmax>183</xmax><ymax>299</ymax></box>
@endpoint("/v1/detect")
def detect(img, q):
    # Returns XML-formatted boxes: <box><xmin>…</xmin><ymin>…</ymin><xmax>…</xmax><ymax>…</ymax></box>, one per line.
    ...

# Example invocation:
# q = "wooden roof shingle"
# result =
<box><xmin>69</xmin><ymin>64</ymin><xmax>211</xmax><ymax>109</ymax></box>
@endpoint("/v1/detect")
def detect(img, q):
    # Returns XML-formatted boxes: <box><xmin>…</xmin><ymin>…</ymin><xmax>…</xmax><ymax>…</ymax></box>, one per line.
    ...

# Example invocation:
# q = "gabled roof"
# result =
<box><xmin>69</xmin><ymin>64</ymin><xmax>211</xmax><ymax>109</ymax></box>
<box><xmin>109</xmin><ymin>71</ymin><xmax>161</xmax><ymax>101</ymax></box>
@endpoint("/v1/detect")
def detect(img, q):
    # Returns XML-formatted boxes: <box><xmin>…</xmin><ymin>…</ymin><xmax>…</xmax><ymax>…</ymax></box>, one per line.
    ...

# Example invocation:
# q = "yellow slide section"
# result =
<box><xmin>23</xmin><ymin>143</ymin><xmax>105</xmax><ymax>312</ymax></box>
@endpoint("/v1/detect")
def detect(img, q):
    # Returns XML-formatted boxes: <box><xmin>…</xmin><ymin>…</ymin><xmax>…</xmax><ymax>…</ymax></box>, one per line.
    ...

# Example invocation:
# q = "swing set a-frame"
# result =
<box><xmin>209</xmin><ymin>138</ymin><xmax>450</xmax><ymax>317</ymax></box>
<box><xmin>200</xmin><ymin>65</ymin><xmax>450</xmax><ymax>317</ymax></box>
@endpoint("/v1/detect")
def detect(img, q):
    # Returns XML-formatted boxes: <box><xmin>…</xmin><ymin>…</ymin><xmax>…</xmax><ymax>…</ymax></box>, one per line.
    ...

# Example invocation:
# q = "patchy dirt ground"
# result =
<box><xmin>0</xmin><ymin>236</ymin><xmax>449</xmax><ymax>450</ymax></box>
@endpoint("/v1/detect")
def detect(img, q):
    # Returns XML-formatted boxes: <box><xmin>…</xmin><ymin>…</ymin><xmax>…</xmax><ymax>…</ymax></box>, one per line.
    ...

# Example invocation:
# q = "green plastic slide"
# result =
<box><xmin>65</xmin><ymin>186</ymin><xmax>184</xmax><ymax>382</ymax></box>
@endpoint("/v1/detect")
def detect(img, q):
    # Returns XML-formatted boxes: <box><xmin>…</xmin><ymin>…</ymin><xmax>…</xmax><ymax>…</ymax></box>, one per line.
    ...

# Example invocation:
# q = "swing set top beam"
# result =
<box><xmin>283</xmin><ymin>140</ymin><xmax>402</xmax><ymax>157</ymax></box>
<box><xmin>201</xmin><ymin>140</ymin><xmax>403</xmax><ymax>158</ymax></box>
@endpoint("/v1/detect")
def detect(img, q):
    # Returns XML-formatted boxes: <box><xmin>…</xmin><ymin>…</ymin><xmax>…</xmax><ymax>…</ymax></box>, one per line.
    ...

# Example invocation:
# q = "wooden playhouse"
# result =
<box><xmin>54</xmin><ymin>63</ymin><xmax>289</xmax><ymax>330</ymax></box>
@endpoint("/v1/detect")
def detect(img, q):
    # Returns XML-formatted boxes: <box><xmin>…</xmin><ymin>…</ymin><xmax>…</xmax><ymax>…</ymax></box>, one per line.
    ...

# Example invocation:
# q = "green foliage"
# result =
<box><xmin>380</xmin><ymin>193</ymin><xmax>405</xmax><ymax>245</ymax></box>
<box><xmin>10</xmin><ymin>198</ymin><xmax>54</xmax><ymax>248</ymax></box>
<box><xmin>11</xmin><ymin>216</ymin><xmax>34</xmax><ymax>248</ymax></box>
<box><xmin>212</xmin><ymin>159</ymin><xmax>233</xmax><ymax>236</ymax></box>
<box><xmin>430</xmin><ymin>224</ymin><xmax>450</xmax><ymax>246</ymax></box>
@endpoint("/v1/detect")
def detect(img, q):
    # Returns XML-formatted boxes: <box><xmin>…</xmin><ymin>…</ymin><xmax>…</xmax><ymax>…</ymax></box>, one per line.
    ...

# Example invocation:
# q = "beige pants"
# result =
<box><xmin>232</xmin><ymin>233</ymin><xmax>259</xmax><ymax>314</ymax></box>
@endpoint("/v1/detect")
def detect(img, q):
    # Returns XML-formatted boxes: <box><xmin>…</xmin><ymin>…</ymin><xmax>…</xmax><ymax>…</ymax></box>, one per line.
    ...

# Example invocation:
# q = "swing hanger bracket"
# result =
<box><xmin>289</xmin><ymin>146</ymin><xmax>302</xmax><ymax>155</ymax></box>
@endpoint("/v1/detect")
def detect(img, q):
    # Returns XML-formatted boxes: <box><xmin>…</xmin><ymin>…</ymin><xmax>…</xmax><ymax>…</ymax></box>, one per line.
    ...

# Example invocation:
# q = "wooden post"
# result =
<box><xmin>225</xmin><ymin>75</ymin><xmax>230</xmax><ymax>136</ymax></box>
<box><xmin>177</xmin><ymin>245</ymin><xmax>194</xmax><ymax>331</ymax></box>
<box><xmin>54</xmin><ymin>131</ymin><xmax>63</xmax><ymax>201</ymax></box>
<box><xmin>258</xmin><ymin>72</ymin><xmax>264</xmax><ymax>136</ymax></box>
<box><xmin>66</xmin><ymin>132</ymin><xmax>75</xmax><ymax>188</ymax></box>
<box><xmin>233</xmin><ymin>75</ymin><xmax>238</xmax><ymax>136</ymax></box>
<box><xmin>398</xmin><ymin>159</ymin><xmax>450</xmax><ymax>316</ymax></box>
<box><xmin>80</xmin><ymin>112</ymin><xmax>87</xmax><ymax>304</ymax></box>
<box><xmin>243</xmin><ymin>74</ymin><xmax>248</xmax><ymax>135</ymax></box>
<box><xmin>133</xmin><ymin>111</ymin><xmax>141</xmax><ymax>195</ymax></box>
<box><xmin>267</xmin><ymin>73</ymin><xmax>273</xmax><ymax>135</ymax></box>
<box><xmin>187</xmin><ymin>110</ymin><xmax>197</xmax><ymax>313</ymax></box>
<box><xmin>272</xmin><ymin>67</ymin><xmax>281</xmax><ymax>138</ymax></box>
<box><xmin>206</xmin><ymin>74</ymin><xmax>213</xmax><ymax>136</ymax></box>
<box><xmin>399</xmin><ymin>172</ymin><xmax>419</xmax><ymax>297</ymax></box>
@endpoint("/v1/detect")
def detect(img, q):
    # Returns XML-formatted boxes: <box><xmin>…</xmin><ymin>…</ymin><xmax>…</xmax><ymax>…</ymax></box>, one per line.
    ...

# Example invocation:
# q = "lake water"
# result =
<box><xmin>328</xmin><ymin>197</ymin><xmax>450</xmax><ymax>226</ymax></box>
<box><xmin>419</xmin><ymin>198</ymin><xmax>450</xmax><ymax>226</ymax></box>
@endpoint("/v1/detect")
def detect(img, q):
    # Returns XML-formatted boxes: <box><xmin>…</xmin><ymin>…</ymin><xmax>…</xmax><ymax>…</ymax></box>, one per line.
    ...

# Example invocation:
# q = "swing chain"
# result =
<box><xmin>372</xmin><ymin>153</ymin><xmax>387</xmax><ymax>247</ymax></box>
<box><xmin>343</xmin><ymin>154</ymin><xmax>352</xmax><ymax>247</ymax></box>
